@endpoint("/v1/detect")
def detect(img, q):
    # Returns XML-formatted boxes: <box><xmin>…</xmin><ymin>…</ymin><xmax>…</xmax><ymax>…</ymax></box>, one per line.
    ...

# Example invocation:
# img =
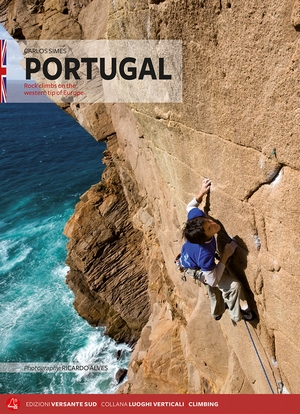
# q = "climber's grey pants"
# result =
<box><xmin>206</xmin><ymin>268</ymin><xmax>242</xmax><ymax>322</ymax></box>
<box><xmin>185</xmin><ymin>267</ymin><xmax>244</xmax><ymax>322</ymax></box>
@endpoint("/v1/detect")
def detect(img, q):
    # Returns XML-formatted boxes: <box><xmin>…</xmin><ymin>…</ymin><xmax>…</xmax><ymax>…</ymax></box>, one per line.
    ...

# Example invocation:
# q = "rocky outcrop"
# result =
<box><xmin>64</xmin><ymin>136</ymin><xmax>151</xmax><ymax>344</ymax></box>
<box><xmin>3</xmin><ymin>0</ymin><xmax>300</xmax><ymax>394</ymax></box>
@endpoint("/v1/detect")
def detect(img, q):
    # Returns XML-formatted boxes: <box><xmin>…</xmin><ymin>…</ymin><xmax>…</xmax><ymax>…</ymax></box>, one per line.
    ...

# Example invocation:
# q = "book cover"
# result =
<box><xmin>0</xmin><ymin>1</ymin><xmax>299</xmax><ymax>413</ymax></box>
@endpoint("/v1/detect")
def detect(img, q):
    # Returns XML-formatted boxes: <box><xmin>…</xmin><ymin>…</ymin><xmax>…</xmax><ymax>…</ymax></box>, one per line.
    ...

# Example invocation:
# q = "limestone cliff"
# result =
<box><xmin>2</xmin><ymin>0</ymin><xmax>300</xmax><ymax>394</ymax></box>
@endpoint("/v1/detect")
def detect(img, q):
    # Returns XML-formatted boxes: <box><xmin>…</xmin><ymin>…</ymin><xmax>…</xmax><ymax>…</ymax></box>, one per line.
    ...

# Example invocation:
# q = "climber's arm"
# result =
<box><xmin>202</xmin><ymin>241</ymin><xmax>237</xmax><ymax>287</ymax></box>
<box><xmin>187</xmin><ymin>178</ymin><xmax>211</xmax><ymax>212</ymax></box>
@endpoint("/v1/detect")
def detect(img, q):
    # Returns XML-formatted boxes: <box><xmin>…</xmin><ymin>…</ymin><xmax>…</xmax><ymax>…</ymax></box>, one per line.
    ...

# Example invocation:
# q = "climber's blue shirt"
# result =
<box><xmin>180</xmin><ymin>238</ymin><xmax>216</xmax><ymax>271</ymax></box>
<box><xmin>180</xmin><ymin>208</ymin><xmax>216</xmax><ymax>271</ymax></box>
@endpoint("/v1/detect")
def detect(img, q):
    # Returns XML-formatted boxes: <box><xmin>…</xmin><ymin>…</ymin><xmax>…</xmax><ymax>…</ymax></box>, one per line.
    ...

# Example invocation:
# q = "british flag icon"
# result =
<box><xmin>0</xmin><ymin>39</ymin><xmax>7</xmax><ymax>103</ymax></box>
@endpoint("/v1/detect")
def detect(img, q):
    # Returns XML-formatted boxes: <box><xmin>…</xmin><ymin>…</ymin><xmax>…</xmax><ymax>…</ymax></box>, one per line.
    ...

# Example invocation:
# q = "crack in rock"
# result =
<box><xmin>244</xmin><ymin>165</ymin><xmax>283</xmax><ymax>201</ymax></box>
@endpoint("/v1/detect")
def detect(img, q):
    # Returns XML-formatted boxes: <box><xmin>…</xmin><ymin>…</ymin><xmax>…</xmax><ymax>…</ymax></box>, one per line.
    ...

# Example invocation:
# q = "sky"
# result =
<box><xmin>0</xmin><ymin>23</ymin><xmax>26</xmax><ymax>80</ymax></box>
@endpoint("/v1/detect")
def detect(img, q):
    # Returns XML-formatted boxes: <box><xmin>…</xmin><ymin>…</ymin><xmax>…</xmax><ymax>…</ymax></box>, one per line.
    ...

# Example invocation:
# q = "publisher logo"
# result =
<box><xmin>6</xmin><ymin>397</ymin><xmax>20</xmax><ymax>411</ymax></box>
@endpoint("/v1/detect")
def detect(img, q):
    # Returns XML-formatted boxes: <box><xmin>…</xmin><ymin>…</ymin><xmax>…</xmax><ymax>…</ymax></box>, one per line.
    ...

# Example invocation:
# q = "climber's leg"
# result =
<box><xmin>217</xmin><ymin>268</ymin><xmax>243</xmax><ymax>322</ymax></box>
<box><xmin>205</xmin><ymin>284</ymin><xmax>226</xmax><ymax>320</ymax></box>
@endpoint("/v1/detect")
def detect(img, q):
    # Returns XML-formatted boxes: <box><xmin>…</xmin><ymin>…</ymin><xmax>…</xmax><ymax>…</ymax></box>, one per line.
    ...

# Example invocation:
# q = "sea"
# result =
<box><xmin>0</xmin><ymin>102</ymin><xmax>130</xmax><ymax>394</ymax></box>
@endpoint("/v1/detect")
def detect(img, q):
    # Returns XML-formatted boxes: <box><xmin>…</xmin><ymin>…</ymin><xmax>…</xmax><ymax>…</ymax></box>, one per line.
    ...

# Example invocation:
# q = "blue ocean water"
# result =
<box><xmin>0</xmin><ymin>103</ymin><xmax>130</xmax><ymax>394</ymax></box>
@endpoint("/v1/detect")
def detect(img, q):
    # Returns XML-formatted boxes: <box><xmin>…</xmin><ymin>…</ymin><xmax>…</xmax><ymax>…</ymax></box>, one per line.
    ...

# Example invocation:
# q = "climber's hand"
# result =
<box><xmin>221</xmin><ymin>240</ymin><xmax>237</xmax><ymax>264</ymax></box>
<box><xmin>196</xmin><ymin>178</ymin><xmax>211</xmax><ymax>202</ymax></box>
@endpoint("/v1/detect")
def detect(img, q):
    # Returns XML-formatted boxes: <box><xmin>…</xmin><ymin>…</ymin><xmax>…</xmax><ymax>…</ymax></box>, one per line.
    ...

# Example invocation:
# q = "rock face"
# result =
<box><xmin>3</xmin><ymin>0</ymin><xmax>300</xmax><ymax>394</ymax></box>
<box><xmin>64</xmin><ymin>138</ymin><xmax>151</xmax><ymax>344</ymax></box>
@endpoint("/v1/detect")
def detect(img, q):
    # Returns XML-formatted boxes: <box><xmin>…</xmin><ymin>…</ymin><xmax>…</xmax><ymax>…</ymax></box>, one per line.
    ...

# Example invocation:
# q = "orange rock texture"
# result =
<box><xmin>2</xmin><ymin>0</ymin><xmax>300</xmax><ymax>394</ymax></box>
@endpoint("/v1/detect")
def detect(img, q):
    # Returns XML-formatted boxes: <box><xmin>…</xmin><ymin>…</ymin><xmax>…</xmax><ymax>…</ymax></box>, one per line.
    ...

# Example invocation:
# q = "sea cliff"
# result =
<box><xmin>2</xmin><ymin>0</ymin><xmax>300</xmax><ymax>394</ymax></box>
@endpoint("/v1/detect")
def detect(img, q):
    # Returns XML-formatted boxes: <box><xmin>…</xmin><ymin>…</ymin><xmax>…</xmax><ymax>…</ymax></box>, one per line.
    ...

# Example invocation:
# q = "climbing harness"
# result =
<box><xmin>185</xmin><ymin>268</ymin><xmax>206</xmax><ymax>284</ymax></box>
<box><xmin>244</xmin><ymin>320</ymin><xmax>275</xmax><ymax>394</ymax></box>
<box><xmin>174</xmin><ymin>254</ymin><xmax>205</xmax><ymax>284</ymax></box>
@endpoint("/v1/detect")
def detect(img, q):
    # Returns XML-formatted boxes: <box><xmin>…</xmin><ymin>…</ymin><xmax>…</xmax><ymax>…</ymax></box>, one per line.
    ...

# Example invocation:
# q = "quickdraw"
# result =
<box><xmin>174</xmin><ymin>253</ymin><xmax>187</xmax><ymax>281</ymax></box>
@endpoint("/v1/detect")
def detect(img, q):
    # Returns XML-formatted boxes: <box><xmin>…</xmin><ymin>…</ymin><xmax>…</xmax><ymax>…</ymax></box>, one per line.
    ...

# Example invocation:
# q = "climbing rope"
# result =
<box><xmin>243</xmin><ymin>320</ymin><xmax>275</xmax><ymax>394</ymax></box>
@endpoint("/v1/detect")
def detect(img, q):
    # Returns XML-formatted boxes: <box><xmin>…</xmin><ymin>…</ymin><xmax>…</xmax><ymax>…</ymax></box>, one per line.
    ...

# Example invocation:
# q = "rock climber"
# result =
<box><xmin>179</xmin><ymin>178</ymin><xmax>256</xmax><ymax>323</ymax></box>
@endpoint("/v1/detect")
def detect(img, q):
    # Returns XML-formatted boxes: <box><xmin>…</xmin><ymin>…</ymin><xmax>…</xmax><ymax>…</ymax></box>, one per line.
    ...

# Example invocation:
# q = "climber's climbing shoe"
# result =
<box><xmin>241</xmin><ymin>308</ymin><xmax>257</xmax><ymax>321</ymax></box>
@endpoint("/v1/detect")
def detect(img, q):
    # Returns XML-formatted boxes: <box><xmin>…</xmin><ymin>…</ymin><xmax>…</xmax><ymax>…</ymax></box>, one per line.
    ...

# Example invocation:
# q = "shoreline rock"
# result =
<box><xmin>64</xmin><ymin>136</ymin><xmax>151</xmax><ymax>345</ymax></box>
